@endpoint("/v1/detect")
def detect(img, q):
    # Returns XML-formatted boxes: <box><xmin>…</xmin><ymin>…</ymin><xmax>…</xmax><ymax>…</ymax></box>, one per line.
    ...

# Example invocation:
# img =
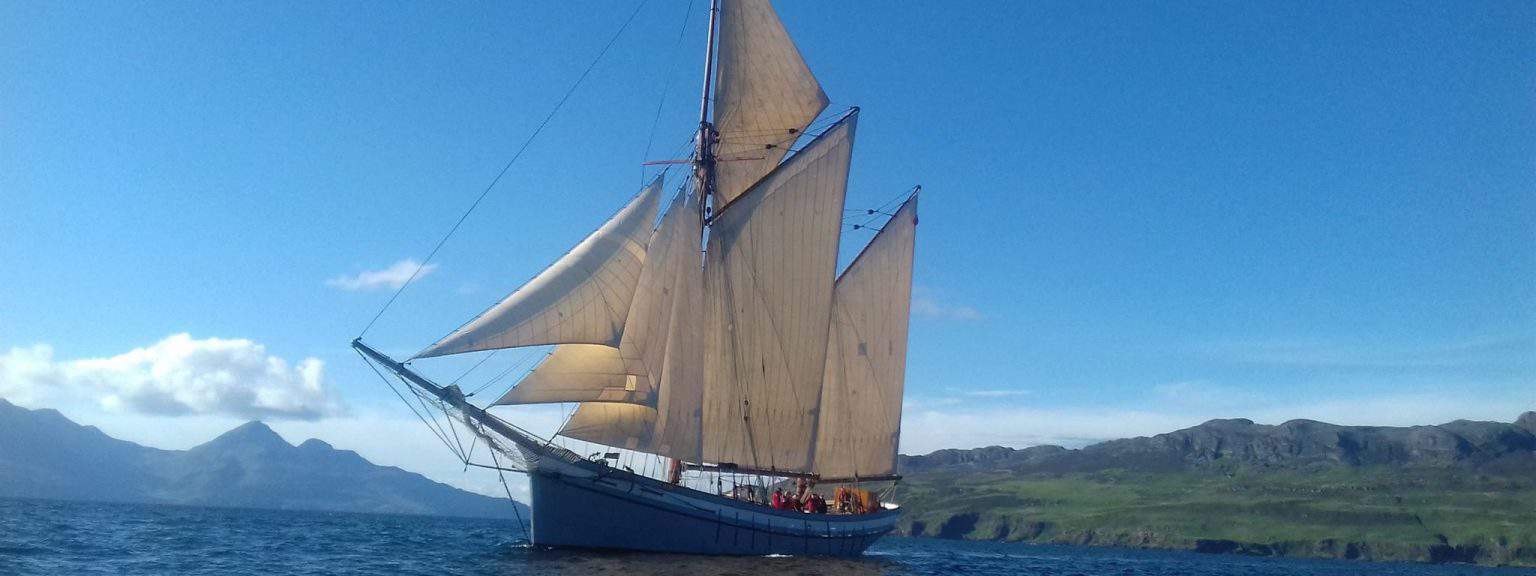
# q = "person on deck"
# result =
<box><xmin>770</xmin><ymin>488</ymin><xmax>785</xmax><ymax>510</ymax></box>
<box><xmin>806</xmin><ymin>492</ymin><xmax>827</xmax><ymax>514</ymax></box>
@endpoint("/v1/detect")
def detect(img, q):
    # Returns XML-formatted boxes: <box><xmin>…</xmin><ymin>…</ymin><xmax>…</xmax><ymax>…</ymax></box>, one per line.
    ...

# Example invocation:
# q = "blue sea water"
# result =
<box><xmin>0</xmin><ymin>498</ymin><xmax>1528</xmax><ymax>576</ymax></box>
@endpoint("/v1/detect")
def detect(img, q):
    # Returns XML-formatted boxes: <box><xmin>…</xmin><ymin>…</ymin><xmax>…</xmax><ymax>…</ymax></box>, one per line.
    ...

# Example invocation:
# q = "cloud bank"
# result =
<box><xmin>911</xmin><ymin>285</ymin><xmax>981</xmax><ymax>320</ymax></box>
<box><xmin>0</xmin><ymin>334</ymin><xmax>343</xmax><ymax>420</ymax></box>
<box><xmin>327</xmin><ymin>259</ymin><xmax>437</xmax><ymax>291</ymax></box>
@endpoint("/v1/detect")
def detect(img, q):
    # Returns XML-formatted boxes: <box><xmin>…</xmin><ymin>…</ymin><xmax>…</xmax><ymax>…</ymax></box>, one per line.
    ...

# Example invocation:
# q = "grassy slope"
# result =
<box><xmin>895</xmin><ymin>467</ymin><xmax>1536</xmax><ymax>566</ymax></box>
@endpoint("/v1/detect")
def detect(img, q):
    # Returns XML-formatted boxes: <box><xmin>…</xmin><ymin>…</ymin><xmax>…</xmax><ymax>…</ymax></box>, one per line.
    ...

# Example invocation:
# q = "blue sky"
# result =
<box><xmin>2</xmin><ymin>1</ymin><xmax>1532</xmax><ymax>496</ymax></box>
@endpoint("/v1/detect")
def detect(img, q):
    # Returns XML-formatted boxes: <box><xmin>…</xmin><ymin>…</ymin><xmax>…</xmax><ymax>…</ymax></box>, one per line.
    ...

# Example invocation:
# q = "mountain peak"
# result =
<box><xmin>1518</xmin><ymin>412</ymin><xmax>1536</xmax><ymax>435</ymax></box>
<box><xmin>298</xmin><ymin>438</ymin><xmax>333</xmax><ymax>451</ymax></box>
<box><xmin>195</xmin><ymin>421</ymin><xmax>290</xmax><ymax>452</ymax></box>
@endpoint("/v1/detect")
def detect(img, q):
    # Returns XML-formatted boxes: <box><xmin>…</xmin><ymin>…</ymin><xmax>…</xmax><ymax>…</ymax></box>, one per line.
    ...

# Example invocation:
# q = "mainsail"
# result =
<box><xmin>711</xmin><ymin>0</ymin><xmax>829</xmax><ymax>205</ymax></box>
<box><xmin>813</xmin><ymin>194</ymin><xmax>918</xmax><ymax>479</ymax></box>
<box><xmin>701</xmin><ymin>115</ymin><xmax>857</xmax><ymax>473</ymax></box>
<box><xmin>416</xmin><ymin>177</ymin><xmax>664</xmax><ymax>358</ymax></box>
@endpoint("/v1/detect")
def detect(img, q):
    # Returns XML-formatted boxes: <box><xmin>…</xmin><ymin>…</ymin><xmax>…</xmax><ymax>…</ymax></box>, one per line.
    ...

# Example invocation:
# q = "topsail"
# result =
<box><xmin>711</xmin><ymin>0</ymin><xmax>829</xmax><ymax>205</ymax></box>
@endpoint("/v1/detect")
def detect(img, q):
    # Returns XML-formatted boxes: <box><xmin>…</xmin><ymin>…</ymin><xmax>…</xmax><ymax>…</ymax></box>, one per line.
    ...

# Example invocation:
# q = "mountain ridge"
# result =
<box><xmin>0</xmin><ymin>398</ymin><xmax>526</xmax><ymax>520</ymax></box>
<box><xmin>900</xmin><ymin>412</ymin><xmax>1536</xmax><ymax>474</ymax></box>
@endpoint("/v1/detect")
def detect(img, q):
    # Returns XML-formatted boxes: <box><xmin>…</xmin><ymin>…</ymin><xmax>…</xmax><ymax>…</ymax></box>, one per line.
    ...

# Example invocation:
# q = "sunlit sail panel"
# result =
<box><xmin>701</xmin><ymin>115</ymin><xmax>857</xmax><ymax>473</ymax></box>
<box><xmin>712</xmin><ymin>0</ymin><xmax>829</xmax><ymax>204</ymax></box>
<box><xmin>560</xmin><ymin>402</ymin><xmax>657</xmax><ymax>451</ymax></box>
<box><xmin>416</xmin><ymin>178</ymin><xmax>664</xmax><ymax>358</ymax></box>
<box><xmin>649</xmin><ymin>250</ymin><xmax>705</xmax><ymax>462</ymax></box>
<box><xmin>493</xmin><ymin>344</ymin><xmax>650</xmax><ymax>406</ymax></box>
<box><xmin>615</xmin><ymin>190</ymin><xmax>698</xmax><ymax>387</ymax></box>
<box><xmin>813</xmin><ymin>194</ymin><xmax>918</xmax><ymax>479</ymax></box>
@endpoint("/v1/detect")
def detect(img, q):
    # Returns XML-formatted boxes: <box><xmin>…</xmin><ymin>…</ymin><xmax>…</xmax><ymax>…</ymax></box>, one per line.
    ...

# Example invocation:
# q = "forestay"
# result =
<box><xmin>813</xmin><ymin>194</ymin><xmax>918</xmax><ymax>479</ymax></box>
<box><xmin>711</xmin><ymin>0</ymin><xmax>828</xmax><ymax>205</ymax></box>
<box><xmin>702</xmin><ymin>114</ymin><xmax>857</xmax><ymax>473</ymax></box>
<box><xmin>416</xmin><ymin>178</ymin><xmax>663</xmax><ymax>358</ymax></box>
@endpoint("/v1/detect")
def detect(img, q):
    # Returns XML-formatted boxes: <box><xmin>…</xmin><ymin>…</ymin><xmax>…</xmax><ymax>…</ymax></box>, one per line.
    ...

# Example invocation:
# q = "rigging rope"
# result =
<box><xmin>358</xmin><ymin>0</ymin><xmax>654</xmax><ymax>338</ymax></box>
<box><xmin>640</xmin><ymin>0</ymin><xmax>698</xmax><ymax>187</ymax></box>
<box><xmin>357</xmin><ymin>349</ymin><xmax>464</xmax><ymax>461</ymax></box>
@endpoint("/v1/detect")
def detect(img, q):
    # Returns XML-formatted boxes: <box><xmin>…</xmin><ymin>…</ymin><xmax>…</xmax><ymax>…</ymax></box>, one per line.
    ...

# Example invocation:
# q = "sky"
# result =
<box><xmin>2</xmin><ymin>1</ymin><xmax>1532</xmax><ymax>498</ymax></box>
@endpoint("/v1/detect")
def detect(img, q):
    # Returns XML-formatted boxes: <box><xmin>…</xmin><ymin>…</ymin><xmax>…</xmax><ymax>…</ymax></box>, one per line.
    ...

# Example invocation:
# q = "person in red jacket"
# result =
<box><xmin>770</xmin><ymin>488</ymin><xmax>785</xmax><ymax>510</ymax></box>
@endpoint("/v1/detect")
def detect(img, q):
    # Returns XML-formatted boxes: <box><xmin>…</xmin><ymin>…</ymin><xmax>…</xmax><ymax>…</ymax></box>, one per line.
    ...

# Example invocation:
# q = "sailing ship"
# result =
<box><xmin>353</xmin><ymin>0</ymin><xmax>919</xmax><ymax>556</ymax></box>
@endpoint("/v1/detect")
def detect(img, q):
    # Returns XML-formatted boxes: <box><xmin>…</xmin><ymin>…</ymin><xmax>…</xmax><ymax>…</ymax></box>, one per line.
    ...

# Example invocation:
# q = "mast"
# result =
<box><xmin>694</xmin><ymin>0</ymin><xmax>720</xmax><ymax>216</ymax></box>
<box><xmin>672</xmin><ymin>0</ymin><xmax>720</xmax><ymax>486</ymax></box>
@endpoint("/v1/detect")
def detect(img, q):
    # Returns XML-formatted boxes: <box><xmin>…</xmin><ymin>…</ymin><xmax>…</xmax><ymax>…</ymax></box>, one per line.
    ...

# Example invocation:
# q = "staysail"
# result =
<box><xmin>813</xmin><ymin>193</ymin><xmax>918</xmax><ymax>479</ymax></box>
<box><xmin>648</xmin><ymin>239</ymin><xmax>705</xmax><ymax>462</ymax></box>
<box><xmin>416</xmin><ymin>178</ymin><xmax>663</xmax><ymax>358</ymax></box>
<box><xmin>560</xmin><ymin>402</ymin><xmax>657</xmax><ymax>451</ymax></box>
<box><xmin>701</xmin><ymin>114</ymin><xmax>857</xmax><ymax>473</ymax></box>
<box><xmin>711</xmin><ymin>0</ymin><xmax>829</xmax><ymax>205</ymax></box>
<box><xmin>493</xmin><ymin>190</ymin><xmax>696</xmax><ymax>408</ymax></box>
<box><xmin>615</xmin><ymin>190</ymin><xmax>698</xmax><ymax>391</ymax></box>
<box><xmin>493</xmin><ymin>344</ymin><xmax>647</xmax><ymax>405</ymax></box>
<box><xmin>545</xmin><ymin>191</ymin><xmax>706</xmax><ymax>463</ymax></box>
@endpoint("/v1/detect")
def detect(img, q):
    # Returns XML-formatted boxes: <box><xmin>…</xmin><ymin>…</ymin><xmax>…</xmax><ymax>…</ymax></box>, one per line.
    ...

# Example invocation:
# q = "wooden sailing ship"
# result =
<box><xmin>353</xmin><ymin>0</ymin><xmax>919</xmax><ymax>555</ymax></box>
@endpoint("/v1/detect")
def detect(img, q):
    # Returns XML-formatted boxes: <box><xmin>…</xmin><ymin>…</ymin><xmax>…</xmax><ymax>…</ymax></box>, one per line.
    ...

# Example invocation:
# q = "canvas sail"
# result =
<box><xmin>712</xmin><ymin>0</ymin><xmax>829</xmax><ymax>205</ymax></box>
<box><xmin>493</xmin><ymin>190</ymin><xmax>696</xmax><ymax>408</ymax></box>
<box><xmin>615</xmin><ymin>190</ymin><xmax>697</xmax><ymax>389</ymax></box>
<box><xmin>813</xmin><ymin>194</ymin><xmax>918</xmax><ymax>479</ymax></box>
<box><xmin>492</xmin><ymin>344</ymin><xmax>649</xmax><ymax>406</ymax></box>
<box><xmin>648</xmin><ymin>244</ymin><xmax>705</xmax><ymax>462</ymax></box>
<box><xmin>416</xmin><ymin>178</ymin><xmax>663</xmax><ymax>358</ymax></box>
<box><xmin>560</xmin><ymin>402</ymin><xmax>657</xmax><ymax>451</ymax></box>
<box><xmin>701</xmin><ymin>114</ymin><xmax>857</xmax><ymax>473</ymax></box>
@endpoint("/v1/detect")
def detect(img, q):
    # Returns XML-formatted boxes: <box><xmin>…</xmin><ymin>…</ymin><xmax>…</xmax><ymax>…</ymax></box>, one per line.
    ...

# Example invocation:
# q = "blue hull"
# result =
<box><xmin>528</xmin><ymin>466</ymin><xmax>899</xmax><ymax>556</ymax></box>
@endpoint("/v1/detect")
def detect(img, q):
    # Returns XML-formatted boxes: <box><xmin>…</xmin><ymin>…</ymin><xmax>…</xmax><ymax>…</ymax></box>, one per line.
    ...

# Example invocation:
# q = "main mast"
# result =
<box><xmin>694</xmin><ymin>0</ymin><xmax>720</xmax><ymax>217</ymax></box>
<box><xmin>669</xmin><ymin>0</ymin><xmax>720</xmax><ymax>485</ymax></box>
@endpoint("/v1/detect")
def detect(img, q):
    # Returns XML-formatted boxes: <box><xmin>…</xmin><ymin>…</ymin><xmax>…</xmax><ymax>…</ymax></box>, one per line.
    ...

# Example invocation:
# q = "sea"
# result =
<box><xmin>0</xmin><ymin>498</ymin><xmax>1528</xmax><ymax>576</ymax></box>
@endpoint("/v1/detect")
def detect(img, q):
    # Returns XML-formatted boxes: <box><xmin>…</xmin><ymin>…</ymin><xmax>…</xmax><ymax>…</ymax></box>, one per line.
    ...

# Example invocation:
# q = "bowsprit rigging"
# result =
<box><xmin>352</xmin><ymin>0</ymin><xmax>922</xmax><ymax>556</ymax></box>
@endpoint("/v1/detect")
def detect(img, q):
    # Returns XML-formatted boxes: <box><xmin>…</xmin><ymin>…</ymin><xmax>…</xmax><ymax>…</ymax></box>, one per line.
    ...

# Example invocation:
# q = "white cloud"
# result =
<box><xmin>0</xmin><ymin>334</ymin><xmax>343</xmax><ymax>420</ymax></box>
<box><xmin>911</xmin><ymin>285</ymin><xmax>982</xmax><ymax>320</ymax></box>
<box><xmin>962</xmin><ymin>389</ymin><xmax>1030</xmax><ymax>398</ymax></box>
<box><xmin>326</xmin><ymin>259</ymin><xmax>437</xmax><ymax>291</ymax></box>
<box><xmin>1196</xmin><ymin>335</ymin><xmax>1535</xmax><ymax>370</ymax></box>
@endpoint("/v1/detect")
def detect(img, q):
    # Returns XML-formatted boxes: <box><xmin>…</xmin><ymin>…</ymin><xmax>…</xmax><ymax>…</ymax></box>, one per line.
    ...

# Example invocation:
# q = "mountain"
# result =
<box><xmin>900</xmin><ymin>413</ymin><xmax>1536</xmax><ymax>474</ymax></box>
<box><xmin>894</xmin><ymin>412</ymin><xmax>1536</xmax><ymax>567</ymax></box>
<box><xmin>0</xmin><ymin>398</ymin><xmax>527</xmax><ymax>520</ymax></box>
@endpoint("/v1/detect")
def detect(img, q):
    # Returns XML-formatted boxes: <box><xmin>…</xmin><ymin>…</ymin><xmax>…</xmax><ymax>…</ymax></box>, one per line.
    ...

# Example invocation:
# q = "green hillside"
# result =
<box><xmin>897</xmin><ymin>466</ymin><xmax>1536</xmax><ymax>566</ymax></box>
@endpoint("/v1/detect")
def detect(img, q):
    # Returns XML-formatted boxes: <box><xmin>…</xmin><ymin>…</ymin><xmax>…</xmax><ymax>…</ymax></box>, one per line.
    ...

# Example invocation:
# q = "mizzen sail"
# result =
<box><xmin>701</xmin><ymin>114</ymin><xmax>857</xmax><ymax>473</ymax></box>
<box><xmin>813</xmin><ymin>193</ymin><xmax>918</xmax><ymax>479</ymax></box>
<box><xmin>416</xmin><ymin>178</ymin><xmax>663</xmax><ymax>358</ymax></box>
